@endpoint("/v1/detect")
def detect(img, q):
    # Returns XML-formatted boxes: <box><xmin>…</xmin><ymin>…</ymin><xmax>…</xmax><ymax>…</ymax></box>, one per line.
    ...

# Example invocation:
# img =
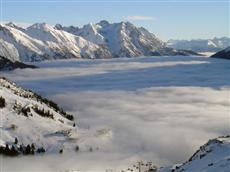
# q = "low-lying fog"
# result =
<box><xmin>2</xmin><ymin>56</ymin><xmax>230</xmax><ymax>172</ymax></box>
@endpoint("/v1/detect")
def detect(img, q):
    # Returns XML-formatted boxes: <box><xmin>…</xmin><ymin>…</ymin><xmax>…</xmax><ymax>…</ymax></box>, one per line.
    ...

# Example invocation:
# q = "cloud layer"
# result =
<box><xmin>2</xmin><ymin>56</ymin><xmax>230</xmax><ymax>171</ymax></box>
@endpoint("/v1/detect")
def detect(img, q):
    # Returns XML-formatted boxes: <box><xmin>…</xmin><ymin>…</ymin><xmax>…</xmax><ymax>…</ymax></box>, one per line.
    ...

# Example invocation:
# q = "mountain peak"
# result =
<box><xmin>98</xmin><ymin>20</ymin><xmax>110</xmax><ymax>27</ymax></box>
<box><xmin>5</xmin><ymin>22</ymin><xmax>18</xmax><ymax>28</ymax></box>
<box><xmin>28</xmin><ymin>22</ymin><xmax>51</xmax><ymax>30</ymax></box>
<box><xmin>4</xmin><ymin>22</ymin><xmax>25</xmax><ymax>31</ymax></box>
<box><xmin>54</xmin><ymin>23</ymin><xmax>63</xmax><ymax>30</ymax></box>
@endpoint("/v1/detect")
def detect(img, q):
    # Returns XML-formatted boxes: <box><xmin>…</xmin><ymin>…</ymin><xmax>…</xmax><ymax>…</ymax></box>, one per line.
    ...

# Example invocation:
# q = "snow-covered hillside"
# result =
<box><xmin>211</xmin><ymin>46</ymin><xmax>230</xmax><ymax>59</ymax></box>
<box><xmin>0</xmin><ymin>39</ymin><xmax>20</xmax><ymax>62</ymax></box>
<box><xmin>158</xmin><ymin>136</ymin><xmax>230</xmax><ymax>172</ymax></box>
<box><xmin>0</xmin><ymin>21</ymin><xmax>200</xmax><ymax>62</ymax></box>
<box><xmin>121</xmin><ymin>136</ymin><xmax>230</xmax><ymax>172</ymax></box>
<box><xmin>167</xmin><ymin>37</ymin><xmax>230</xmax><ymax>53</ymax></box>
<box><xmin>0</xmin><ymin>77</ymin><xmax>76</xmax><ymax>155</ymax></box>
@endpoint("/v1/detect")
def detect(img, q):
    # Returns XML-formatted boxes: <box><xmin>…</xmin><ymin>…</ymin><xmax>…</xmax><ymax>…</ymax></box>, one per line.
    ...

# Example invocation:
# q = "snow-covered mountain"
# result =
<box><xmin>0</xmin><ymin>77</ymin><xmax>77</xmax><ymax>155</ymax></box>
<box><xmin>211</xmin><ymin>46</ymin><xmax>230</xmax><ymax>60</ymax></box>
<box><xmin>55</xmin><ymin>21</ymin><xmax>165</xmax><ymax>57</ymax></box>
<box><xmin>56</xmin><ymin>21</ymin><xmax>199</xmax><ymax>57</ymax></box>
<box><xmin>0</xmin><ymin>21</ymin><xmax>200</xmax><ymax>62</ymax></box>
<box><xmin>0</xmin><ymin>23</ymin><xmax>112</xmax><ymax>62</ymax></box>
<box><xmin>167</xmin><ymin>37</ymin><xmax>230</xmax><ymax>53</ymax></box>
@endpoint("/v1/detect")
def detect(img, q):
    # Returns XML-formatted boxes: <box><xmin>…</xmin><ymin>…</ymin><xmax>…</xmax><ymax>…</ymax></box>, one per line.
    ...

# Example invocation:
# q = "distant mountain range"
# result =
<box><xmin>167</xmin><ymin>37</ymin><xmax>230</xmax><ymax>53</ymax></box>
<box><xmin>0</xmin><ymin>21</ymin><xmax>200</xmax><ymax>62</ymax></box>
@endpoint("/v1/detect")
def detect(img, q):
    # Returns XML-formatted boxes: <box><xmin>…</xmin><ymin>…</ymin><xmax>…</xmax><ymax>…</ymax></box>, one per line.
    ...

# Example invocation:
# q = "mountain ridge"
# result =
<box><xmin>167</xmin><ymin>37</ymin><xmax>230</xmax><ymax>53</ymax></box>
<box><xmin>0</xmin><ymin>21</ymin><xmax>200</xmax><ymax>62</ymax></box>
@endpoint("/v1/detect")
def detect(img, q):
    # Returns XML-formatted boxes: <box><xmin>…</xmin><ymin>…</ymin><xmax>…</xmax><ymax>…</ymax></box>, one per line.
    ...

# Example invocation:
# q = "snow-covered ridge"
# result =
<box><xmin>123</xmin><ymin>136</ymin><xmax>230</xmax><ymax>172</ymax></box>
<box><xmin>0</xmin><ymin>77</ymin><xmax>76</xmax><ymax>155</ymax></box>
<box><xmin>0</xmin><ymin>23</ymin><xmax>112</xmax><ymax>62</ymax></box>
<box><xmin>167</xmin><ymin>37</ymin><xmax>230</xmax><ymax>53</ymax></box>
<box><xmin>56</xmin><ymin>21</ymin><xmax>167</xmax><ymax>57</ymax></box>
<box><xmin>0</xmin><ymin>21</ymin><xmax>199</xmax><ymax>62</ymax></box>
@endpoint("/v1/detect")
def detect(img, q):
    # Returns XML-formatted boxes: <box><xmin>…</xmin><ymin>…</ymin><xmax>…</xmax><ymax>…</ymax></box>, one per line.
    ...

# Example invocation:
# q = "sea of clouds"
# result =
<box><xmin>2</xmin><ymin>56</ymin><xmax>230</xmax><ymax>172</ymax></box>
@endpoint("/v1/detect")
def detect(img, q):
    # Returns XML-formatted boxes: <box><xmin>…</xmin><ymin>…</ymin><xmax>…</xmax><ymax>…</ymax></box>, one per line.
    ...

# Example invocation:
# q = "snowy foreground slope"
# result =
<box><xmin>1</xmin><ymin>56</ymin><xmax>230</xmax><ymax>172</ymax></box>
<box><xmin>157</xmin><ymin>136</ymin><xmax>230</xmax><ymax>172</ymax></box>
<box><xmin>0</xmin><ymin>77</ymin><xmax>76</xmax><ymax>154</ymax></box>
<box><xmin>122</xmin><ymin>136</ymin><xmax>230</xmax><ymax>172</ymax></box>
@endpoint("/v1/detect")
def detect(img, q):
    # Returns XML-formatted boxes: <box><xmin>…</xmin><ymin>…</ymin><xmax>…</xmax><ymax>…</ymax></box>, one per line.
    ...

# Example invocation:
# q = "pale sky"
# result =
<box><xmin>1</xmin><ymin>0</ymin><xmax>229</xmax><ymax>41</ymax></box>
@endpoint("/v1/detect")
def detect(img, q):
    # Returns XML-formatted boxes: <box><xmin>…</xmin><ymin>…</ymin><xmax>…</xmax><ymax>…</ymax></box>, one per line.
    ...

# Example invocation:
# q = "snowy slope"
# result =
<box><xmin>0</xmin><ymin>77</ymin><xmax>77</xmax><ymax>154</ymax></box>
<box><xmin>211</xmin><ymin>46</ymin><xmax>230</xmax><ymax>59</ymax></box>
<box><xmin>167</xmin><ymin>37</ymin><xmax>230</xmax><ymax>52</ymax></box>
<box><xmin>158</xmin><ymin>136</ymin><xmax>230</xmax><ymax>172</ymax></box>
<box><xmin>122</xmin><ymin>136</ymin><xmax>230</xmax><ymax>172</ymax></box>
<box><xmin>0</xmin><ymin>39</ymin><xmax>20</xmax><ymax>62</ymax></box>
<box><xmin>0</xmin><ymin>23</ymin><xmax>112</xmax><ymax>62</ymax></box>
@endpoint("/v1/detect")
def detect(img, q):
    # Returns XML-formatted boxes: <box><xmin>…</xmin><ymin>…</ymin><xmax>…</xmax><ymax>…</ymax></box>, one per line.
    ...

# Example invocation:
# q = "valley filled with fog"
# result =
<box><xmin>2</xmin><ymin>56</ymin><xmax>230</xmax><ymax>172</ymax></box>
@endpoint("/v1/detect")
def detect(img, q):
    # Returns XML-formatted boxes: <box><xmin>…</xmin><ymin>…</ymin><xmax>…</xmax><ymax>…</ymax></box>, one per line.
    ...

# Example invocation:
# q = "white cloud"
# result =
<box><xmin>125</xmin><ymin>16</ymin><xmax>155</xmax><ymax>21</ymax></box>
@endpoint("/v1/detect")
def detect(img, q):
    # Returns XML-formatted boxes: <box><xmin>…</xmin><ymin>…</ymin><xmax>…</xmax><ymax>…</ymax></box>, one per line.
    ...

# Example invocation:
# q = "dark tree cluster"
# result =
<box><xmin>0</xmin><ymin>137</ymin><xmax>46</xmax><ymax>156</ymax></box>
<box><xmin>33</xmin><ymin>93</ymin><xmax>74</xmax><ymax>121</ymax></box>
<box><xmin>0</xmin><ymin>144</ymin><xmax>19</xmax><ymax>156</ymax></box>
<box><xmin>12</xmin><ymin>102</ymin><xmax>32</xmax><ymax>117</ymax></box>
<box><xmin>21</xmin><ymin>107</ymin><xmax>31</xmax><ymax>117</ymax></box>
<box><xmin>60</xmin><ymin>110</ymin><xmax>74</xmax><ymax>121</ymax></box>
<box><xmin>0</xmin><ymin>96</ymin><xmax>6</xmax><ymax>108</ymax></box>
<box><xmin>32</xmin><ymin>106</ymin><xmax>54</xmax><ymax>119</ymax></box>
<box><xmin>121</xmin><ymin>161</ymin><xmax>158</xmax><ymax>172</ymax></box>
